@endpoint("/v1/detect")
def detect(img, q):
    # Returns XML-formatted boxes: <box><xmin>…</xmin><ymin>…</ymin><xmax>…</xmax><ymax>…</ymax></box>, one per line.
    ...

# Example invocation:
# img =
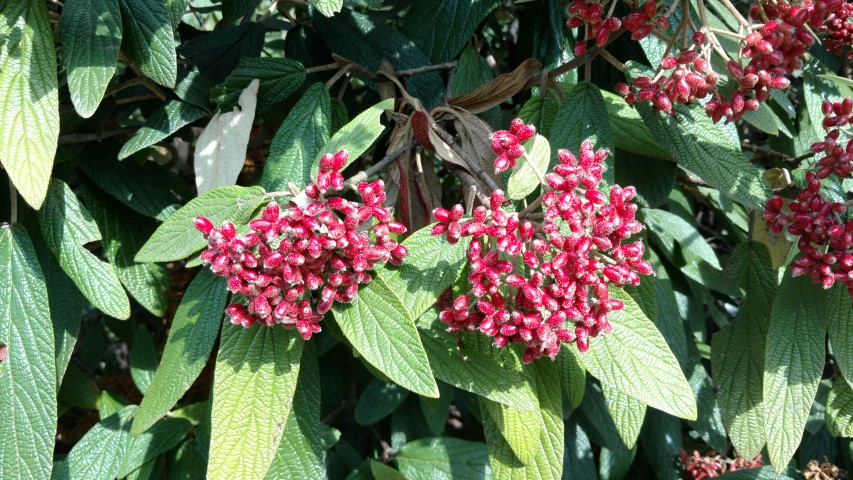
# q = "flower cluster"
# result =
<box><xmin>433</xmin><ymin>133</ymin><xmax>652</xmax><ymax>362</ymax></box>
<box><xmin>820</xmin><ymin>1</ymin><xmax>853</xmax><ymax>57</ymax></box>
<box><xmin>622</xmin><ymin>0</ymin><xmax>668</xmax><ymax>40</ymax></box>
<box><xmin>680</xmin><ymin>450</ymin><xmax>763</xmax><ymax>480</ymax></box>
<box><xmin>566</xmin><ymin>0</ymin><xmax>623</xmax><ymax>56</ymax></box>
<box><xmin>195</xmin><ymin>150</ymin><xmax>408</xmax><ymax>338</ymax></box>
<box><xmin>492</xmin><ymin>118</ymin><xmax>536</xmax><ymax>173</ymax></box>
<box><xmin>764</xmin><ymin>99</ymin><xmax>853</xmax><ymax>295</ymax></box>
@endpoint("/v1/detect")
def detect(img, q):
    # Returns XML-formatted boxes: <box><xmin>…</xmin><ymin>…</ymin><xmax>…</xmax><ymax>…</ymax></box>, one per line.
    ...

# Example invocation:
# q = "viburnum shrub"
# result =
<box><xmin>4</xmin><ymin>0</ymin><xmax>853</xmax><ymax>479</ymax></box>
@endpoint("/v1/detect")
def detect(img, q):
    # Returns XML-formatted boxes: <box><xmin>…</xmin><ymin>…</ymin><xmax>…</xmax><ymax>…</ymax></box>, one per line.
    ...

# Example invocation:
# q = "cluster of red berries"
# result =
<box><xmin>492</xmin><ymin>118</ymin><xmax>536</xmax><ymax>173</ymax></box>
<box><xmin>764</xmin><ymin>99</ymin><xmax>853</xmax><ymax>295</ymax></box>
<box><xmin>622</xmin><ymin>0</ymin><xmax>669</xmax><ymax>40</ymax></box>
<box><xmin>680</xmin><ymin>450</ymin><xmax>763</xmax><ymax>480</ymax></box>
<box><xmin>616</xmin><ymin>35</ymin><xmax>718</xmax><ymax>116</ymax></box>
<box><xmin>433</xmin><ymin>132</ymin><xmax>652</xmax><ymax>362</ymax></box>
<box><xmin>820</xmin><ymin>0</ymin><xmax>853</xmax><ymax>57</ymax></box>
<box><xmin>567</xmin><ymin>0</ymin><xmax>667</xmax><ymax>57</ymax></box>
<box><xmin>194</xmin><ymin>150</ymin><xmax>408</xmax><ymax>338</ymax></box>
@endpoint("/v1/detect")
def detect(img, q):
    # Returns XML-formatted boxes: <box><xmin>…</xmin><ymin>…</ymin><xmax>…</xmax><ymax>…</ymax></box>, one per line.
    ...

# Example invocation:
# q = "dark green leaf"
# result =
<box><xmin>401</xmin><ymin>0</ymin><xmax>501</xmax><ymax>64</ymax></box>
<box><xmin>222</xmin><ymin>0</ymin><xmax>261</xmax><ymax>23</ymax></box>
<box><xmin>132</xmin><ymin>270</ymin><xmax>227</xmax><ymax>435</ymax></box>
<box><xmin>715</xmin><ymin>467</ymin><xmax>800</xmax><ymax>479</ymax></box>
<box><xmin>601</xmin><ymin>384</ymin><xmax>646</xmax><ymax>449</ymax></box>
<box><xmin>355</xmin><ymin>378</ymin><xmax>409</xmax><ymax>425</ymax></box>
<box><xmin>639</xmin><ymin>409</ymin><xmax>682</xmax><ymax>480</ymax></box>
<box><xmin>828</xmin><ymin>284</ymin><xmax>853</xmax><ymax>383</ymax></box>
<box><xmin>826</xmin><ymin>377</ymin><xmax>853</xmax><ymax>437</ymax></box>
<box><xmin>118</xmin><ymin>100</ymin><xmax>207</xmax><ymax>160</ymax></box>
<box><xmin>60</xmin><ymin>0</ymin><xmax>123</xmax><ymax>118</ymax></box>
<box><xmin>119</xmin><ymin>0</ymin><xmax>177</xmax><ymax>87</ymax></box>
<box><xmin>564</xmin><ymin>417</ymin><xmax>599</xmax><ymax>480</ymax></box>
<box><xmin>518</xmin><ymin>89</ymin><xmax>561</xmax><ymax>138</ymax></box>
<box><xmin>53</xmin><ymin>406</ymin><xmax>135</xmax><ymax>480</ymax></box>
<box><xmin>601</xmin><ymin>90</ymin><xmax>669</xmax><ymax>160</ymax></box>
<box><xmin>178</xmin><ymin>22</ymin><xmax>265</xmax><ymax>85</ymax></box>
<box><xmin>118</xmin><ymin>417</ymin><xmax>193</xmax><ymax>477</ymax></box>
<box><xmin>396</xmin><ymin>437</ymin><xmax>491</xmax><ymax>480</ymax></box>
<box><xmin>215</xmin><ymin>58</ymin><xmax>305</xmax><ymax>111</ymax></box>
<box><xmin>0</xmin><ymin>225</ymin><xmax>56</xmax><ymax>480</ymax></box>
<box><xmin>130</xmin><ymin>325</ymin><xmax>158</xmax><ymax>395</ymax></box>
<box><xmin>419</xmin><ymin>382</ymin><xmax>453</xmax><ymax>435</ymax></box>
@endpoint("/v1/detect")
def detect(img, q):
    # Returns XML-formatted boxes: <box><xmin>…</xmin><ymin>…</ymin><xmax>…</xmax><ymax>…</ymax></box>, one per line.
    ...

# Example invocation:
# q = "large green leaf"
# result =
<box><xmin>135</xmin><ymin>185</ymin><xmax>267</xmax><ymax>262</ymax></box>
<box><xmin>83</xmin><ymin>184</ymin><xmax>168</xmax><ymax>316</ymax></box>
<box><xmin>377</xmin><ymin>225</ymin><xmax>470</xmax><ymax>322</ymax></box>
<box><xmin>39</xmin><ymin>180</ymin><xmax>130</xmax><ymax>319</ymax></box>
<box><xmin>518</xmin><ymin>89</ymin><xmax>561</xmax><ymax>138</ymax></box>
<box><xmin>117</xmin><ymin>416</ymin><xmax>192</xmax><ymax>477</ymax></box>
<box><xmin>600</xmin><ymin>90</ymin><xmax>669</xmax><ymax>160</ymax></box>
<box><xmin>261</xmin><ymin>83</ymin><xmax>331</xmax><ymax>192</ymax></box>
<box><xmin>131</xmin><ymin>269</ymin><xmax>227</xmax><ymax>435</ymax></box>
<box><xmin>826</xmin><ymin>377</ymin><xmax>853</xmax><ymax>437</ymax></box>
<box><xmin>828</xmin><ymin>284</ymin><xmax>853</xmax><ymax>384</ymax></box>
<box><xmin>401</xmin><ymin>0</ymin><xmax>501</xmax><ymax>64</ymax></box>
<box><xmin>625</xmin><ymin>62</ymin><xmax>770</xmax><ymax>209</ymax></box>
<box><xmin>310</xmin><ymin>98</ymin><xmax>394</xmax><ymax>179</ymax></box>
<box><xmin>507</xmin><ymin>134</ymin><xmax>550</xmax><ymax>200</ymax></box>
<box><xmin>558</xmin><ymin>344</ymin><xmax>586</xmax><ymax>408</ymax></box>
<box><xmin>484</xmin><ymin>360</ymin><xmax>563</xmax><ymax>480</ymax></box>
<box><xmin>208</xmin><ymin>325</ymin><xmax>303</xmax><ymax>480</ymax></box>
<box><xmin>0</xmin><ymin>226</ymin><xmax>56</xmax><ymax>480</ymax></box>
<box><xmin>482</xmin><ymin>397</ymin><xmax>541</xmax><ymax>465</ymax></box>
<box><xmin>0</xmin><ymin>0</ymin><xmax>58</xmax><ymax>209</ymax></box>
<box><xmin>396</xmin><ymin>437</ymin><xmax>491</xmax><ymax>480</ymax></box>
<box><xmin>355</xmin><ymin>378</ymin><xmax>409</xmax><ymax>425</ymax></box>
<box><xmin>118</xmin><ymin>100</ymin><xmax>207</xmax><ymax>160</ymax></box>
<box><xmin>550</xmin><ymin>82</ymin><xmax>615</xmax><ymax>186</ymax></box>
<box><xmin>265</xmin><ymin>344</ymin><xmax>339</xmax><ymax>480</ymax></box>
<box><xmin>59</xmin><ymin>0</ymin><xmax>123</xmax><ymax>118</ymax></box>
<box><xmin>418</xmin><ymin>316</ymin><xmax>537</xmax><ymax>410</ymax></box>
<box><xmin>215</xmin><ymin>58</ymin><xmax>305</xmax><ymax>111</ymax></box>
<box><xmin>763</xmin><ymin>274</ymin><xmax>827</xmax><ymax>468</ymax></box>
<box><xmin>332</xmin><ymin>277</ymin><xmax>438</xmax><ymax>397</ymax></box>
<box><xmin>52</xmin><ymin>406</ymin><xmax>135</xmax><ymax>480</ymax></box>
<box><xmin>579</xmin><ymin>288</ymin><xmax>697</xmax><ymax>420</ymax></box>
<box><xmin>601</xmin><ymin>383</ymin><xmax>646</xmax><ymax>449</ymax></box>
<box><xmin>309</xmin><ymin>0</ymin><xmax>343</xmax><ymax>16</ymax></box>
<box><xmin>714</xmin><ymin>241</ymin><xmax>776</xmax><ymax>458</ymax></box>
<box><xmin>118</xmin><ymin>0</ymin><xmax>177</xmax><ymax>87</ymax></box>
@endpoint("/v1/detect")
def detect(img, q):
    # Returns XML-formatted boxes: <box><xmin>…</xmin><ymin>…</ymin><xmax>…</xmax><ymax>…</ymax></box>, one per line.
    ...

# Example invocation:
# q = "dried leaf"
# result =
<box><xmin>447</xmin><ymin>58</ymin><xmax>541</xmax><ymax>114</ymax></box>
<box><xmin>453</xmin><ymin>109</ymin><xmax>499</xmax><ymax>188</ymax></box>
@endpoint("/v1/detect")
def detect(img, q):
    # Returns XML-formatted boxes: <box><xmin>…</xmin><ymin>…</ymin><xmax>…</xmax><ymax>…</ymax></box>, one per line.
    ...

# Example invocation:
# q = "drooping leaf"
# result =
<box><xmin>195</xmin><ymin>80</ymin><xmax>259</xmax><ymax>194</ymax></box>
<box><xmin>130</xmin><ymin>325</ymin><xmax>158</xmax><ymax>395</ymax></box>
<box><xmin>117</xmin><ymin>416</ymin><xmax>193</xmax><ymax>478</ymax></box>
<box><xmin>507</xmin><ymin>134</ymin><xmax>550</xmax><ymax>200</ymax></box>
<box><xmin>355</xmin><ymin>378</ymin><xmax>409</xmax><ymax>425</ymax></box>
<box><xmin>135</xmin><ymin>185</ymin><xmax>267</xmax><ymax>263</ymax></box>
<box><xmin>601</xmin><ymin>383</ymin><xmax>646</xmax><ymax>449</ymax></box>
<box><xmin>0</xmin><ymin>225</ymin><xmax>56</xmax><ymax>480</ymax></box>
<box><xmin>208</xmin><ymin>325</ymin><xmax>304</xmax><ymax>480</ymax></box>
<box><xmin>0</xmin><ymin>0</ymin><xmax>59</xmax><ymax>209</ymax></box>
<box><xmin>131</xmin><ymin>270</ymin><xmax>227</xmax><ymax>435</ymax></box>
<box><xmin>686</xmin><ymin>359</ymin><xmax>728</xmax><ymax>452</ymax></box>
<box><xmin>39</xmin><ymin>180</ymin><xmax>130</xmax><ymax>319</ymax></box>
<box><xmin>401</xmin><ymin>0</ymin><xmax>501</xmax><ymax>64</ymax></box>
<box><xmin>420</xmin><ymin>382</ymin><xmax>453</xmax><ymax>436</ymax></box>
<box><xmin>827</xmin><ymin>283</ymin><xmax>853</xmax><ymax>383</ymax></box>
<box><xmin>118</xmin><ymin>100</ymin><xmax>207</xmax><ymax>160</ymax></box>
<box><xmin>310</xmin><ymin>98</ymin><xmax>394</xmax><ymax>179</ymax></box>
<box><xmin>447</xmin><ymin>59</ymin><xmax>542</xmax><ymax>114</ymax></box>
<box><xmin>579</xmin><ymin>288</ymin><xmax>697</xmax><ymax>420</ymax></box>
<box><xmin>118</xmin><ymin>0</ymin><xmax>177</xmax><ymax>87</ymax></box>
<box><xmin>396</xmin><ymin>437</ymin><xmax>491</xmax><ymax>480</ymax></box>
<box><xmin>60</xmin><ymin>0</ymin><xmax>123</xmax><ymax>118</ymax></box>
<box><xmin>214</xmin><ymin>58</ymin><xmax>305</xmax><ymax>111</ymax></box>
<box><xmin>332</xmin><ymin>277</ymin><xmax>438</xmax><ymax>397</ymax></box>
<box><xmin>309</xmin><ymin>0</ymin><xmax>343</xmax><ymax>17</ymax></box>
<box><xmin>53</xmin><ymin>406</ymin><xmax>135</xmax><ymax>480</ymax></box>
<box><xmin>376</xmin><ymin>225</ymin><xmax>470</xmax><ymax>322</ymax></box>
<box><xmin>763</xmin><ymin>274</ymin><xmax>827</xmax><ymax>469</ymax></box>
<box><xmin>714</xmin><ymin>241</ymin><xmax>776</xmax><ymax>458</ymax></box>
<box><xmin>261</xmin><ymin>83</ymin><xmax>331</xmax><ymax>192</ymax></box>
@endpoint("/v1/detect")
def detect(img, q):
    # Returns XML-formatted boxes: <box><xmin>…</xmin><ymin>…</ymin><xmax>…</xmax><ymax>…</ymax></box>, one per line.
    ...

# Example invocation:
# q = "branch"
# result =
<box><xmin>57</xmin><ymin>127</ymin><xmax>140</xmax><ymax>146</ymax></box>
<box><xmin>741</xmin><ymin>142</ymin><xmax>816</xmax><ymax>165</ymax></box>
<box><xmin>525</xmin><ymin>28</ymin><xmax>626</xmax><ymax>89</ymax></box>
<box><xmin>452</xmin><ymin>167</ymin><xmax>491</xmax><ymax>205</ymax></box>
<box><xmin>344</xmin><ymin>141</ymin><xmax>416</xmax><ymax>186</ymax></box>
<box><xmin>397</xmin><ymin>61</ymin><xmax>457</xmax><ymax>78</ymax></box>
<box><xmin>428</xmin><ymin>122</ymin><xmax>502</xmax><ymax>193</ymax></box>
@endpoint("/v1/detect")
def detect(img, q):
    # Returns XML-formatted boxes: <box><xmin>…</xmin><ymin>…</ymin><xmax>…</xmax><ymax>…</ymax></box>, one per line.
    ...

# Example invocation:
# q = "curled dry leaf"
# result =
<box><xmin>447</xmin><ymin>58</ymin><xmax>542</xmax><ymax>114</ymax></box>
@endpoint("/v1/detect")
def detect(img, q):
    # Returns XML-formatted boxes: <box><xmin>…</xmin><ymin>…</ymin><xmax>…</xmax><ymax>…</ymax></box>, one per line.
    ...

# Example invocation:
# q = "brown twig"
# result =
<box><xmin>57</xmin><ymin>127</ymin><xmax>140</xmax><ymax>146</ymax></box>
<box><xmin>525</xmin><ymin>28</ymin><xmax>626</xmax><ymax>89</ymax></box>
<box><xmin>118</xmin><ymin>53</ymin><xmax>169</xmax><ymax>102</ymax></box>
<box><xmin>741</xmin><ymin>142</ymin><xmax>816</xmax><ymax>165</ymax></box>
<box><xmin>344</xmin><ymin>141</ymin><xmax>417</xmax><ymax>186</ymax></box>
<box><xmin>368</xmin><ymin>425</ymin><xmax>396</xmax><ymax>463</ymax></box>
<box><xmin>429</xmin><ymin>122</ymin><xmax>502</xmax><ymax>193</ymax></box>
<box><xmin>452</xmin><ymin>167</ymin><xmax>491</xmax><ymax>205</ymax></box>
<box><xmin>397</xmin><ymin>61</ymin><xmax>457</xmax><ymax>78</ymax></box>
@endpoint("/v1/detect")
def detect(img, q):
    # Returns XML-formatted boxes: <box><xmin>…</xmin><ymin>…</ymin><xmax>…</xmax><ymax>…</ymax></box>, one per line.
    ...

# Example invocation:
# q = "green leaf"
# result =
<box><xmin>118</xmin><ymin>416</ymin><xmax>193</xmax><ymax>478</ymax></box>
<box><xmin>482</xmin><ymin>397</ymin><xmax>542</xmax><ymax>465</ymax></box>
<box><xmin>625</xmin><ymin>62</ymin><xmax>770</xmax><ymax>209</ymax></box>
<box><xmin>99</xmin><ymin>390</ymin><xmax>131</xmax><ymax>419</ymax></box>
<box><xmin>401</xmin><ymin>0</ymin><xmax>501</xmax><ymax>64</ymax></box>
<box><xmin>132</xmin><ymin>270</ymin><xmax>227</xmax><ymax>435</ymax></box>
<box><xmin>507</xmin><ymin>134</ymin><xmax>550</xmax><ymax>200</ymax></box>
<box><xmin>686</xmin><ymin>360</ymin><xmax>728</xmax><ymax>452</ymax></box>
<box><xmin>39</xmin><ymin>179</ymin><xmax>130</xmax><ymax>319</ymax></box>
<box><xmin>310</xmin><ymin>98</ymin><xmax>394</xmax><ymax>179</ymax></box>
<box><xmin>826</xmin><ymin>377</ymin><xmax>853</xmax><ymax>437</ymax></box>
<box><xmin>261</xmin><ymin>83</ymin><xmax>331</xmax><ymax>192</ymax></box>
<box><xmin>420</xmin><ymin>382</ymin><xmax>453</xmax><ymax>435</ymax></box>
<box><xmin>396</xmin><ymin>437</ymin><xmax>491</xmax><ymax>480</ymax></box>
<box><xmin>222</xmin><ymin>0</ymin><xmax>261</xmax><ymax>23</ymax></box>
<box><xmin>601</xmin><ymin>383</ymin><xmax>646</xmax><ymax>448</ymax></box>
<box><xmin>828</xmin><ymin>283</ymin><xmax>853</xmax><ymax>383</ymax></box>
<box><xmin>208</xmin><ymin>325</ymin><xmax>303</xmax><ymax>480</ymax></box>
<box><xmin>0</xmin><ymin>0</ymin><xmax>59</xmax><ymax>209</ymax></box>
<box><xmin>518</xmin><ymin>89</ymin><xmax>561</xmax><ymax>138</ymax></box>
<box><xmin>763</xmin><ymin>274</ymin><xmax>827</xmax><ymax>468</ymax></box>
<box><xmin>355</xmin><ymin>378</ymin><xmax>409</xmax><ymax>425</ymax></box>
<box><xmin>59</xmin><ymin>0</ymin><xmax>123</xmax><ymax>118</ymax></box>
<box><xmin>804</xmin><ymin>61</ymin><xmax>851</xmax><ymax>143</ymax></box>
<box><xmin>484</xmin><ymin>360</ymin><xmax>563</xmax><ymax>480</ymax></box>
<box><xmin>215</xmin><ymin>58</ymin><xmax>305</xmax><ymax>111</ymax></box>
<box><xmin>130</xmin><ymin>326</ymin><xmax>157</xmax><ymax>395</ymax></box>
<box><xmin>714</xmin><ymin>243</ymin><xmax>776</xmax><ymax>458</ymax></box>
<box><xmin>0</xmin><ymin>226</ymin><xmax>56</xmax><ymax>480</ymax></box>
<box><xmin>58</xmin><ymin>364</ymin><xmax>100</xmax><ymax>411</ymax></box>
<box><xmin>52</xmin><ymin>406</ymin><xmax>135</xmax><ymax>480</ymax></box>
<box><xmin>309</xmin><ymin>0</ymin><xmax>343</xmax><ymax>16</ymax></box>
<box><xmin>377</xmin><ymin>225</ymin><xmax>470</xmax><ymax>322</ymax></box>
<box><xmin>549</xmin><ymin>82</ymin><xmax>615</xmax><ymax>185</ymax></box>
<box><xmin>370</xmin><ymin>460</ymin><xmax>408</xmax><ymax>480</ymax></box>
<box><xmin>135</xmin><ymin>185</ymin><xmax>267</xmax><ymax>263</ymax></box>
<box><xmin>119</xmin><ymin>0</ymin><xmax>177</xmax><ymax>87</ymax></box>
<box><xmin>83</xmin><ymin>184</ymin><xmax>168</xmax><ymax>316</ymax></box>
<box><xmin>599</xmin><ymin>443</ymin><xmax>636</xmax><ymax>480</ymax></box>
<box><xmin>601</xmin><ymin>90</ymin><xmax>669</xmax><ymax>160</ymax></box>
<box><xmin>639</xmin><ymin>409</ymin><xmax>682</xmax><ymax>480</ymax></box>
<box><xmin>418</xmin><ymin>316</ymin><xmax>537</xmax><ymax>410</ymax></box>
<box><xmin>564</xmin><ymin>418</ymin><xmax>598</xmax><ymax>479</ymax></box>
<box><xmin>332</xmin><ymin>277</ymin><xmax>438</xmax><ymax>397</ymax></box>
<box><xmin>118</xmin><ymin>100</ymin><xmax>207</xmax><ymax>160</ymax></box>
<box><xmin>558</xmin><ymin>344</ymin><xmax>586</xmax><ymax>408</ymax></box>
<box><xmin>265</xmin><ymin>344</ymin><xmax>338</xmax><ymax>480</ymax></box>
<box><xmin>579</xmin><ymin>288</ymin><xmax>697</xmax><ymax>420</ymax></box>
<box><xmin>578</xmin><ymin>379</ymin><xmax>623</xmax><ymax>450</ymax></box>
<box><xmin>715</xmin><ymin>467</ymin><xmax>801</xmax><ymax>479</ymax></box>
